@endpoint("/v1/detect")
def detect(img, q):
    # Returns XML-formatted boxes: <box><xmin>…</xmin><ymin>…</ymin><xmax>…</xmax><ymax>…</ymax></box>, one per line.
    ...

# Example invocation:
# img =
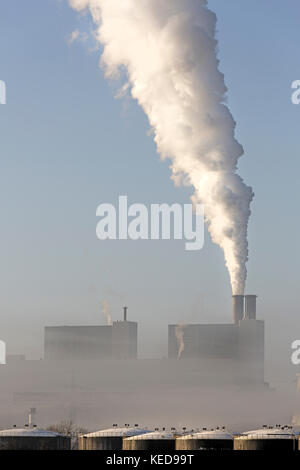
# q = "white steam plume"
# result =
<box><xmin>101</xmin><ymin>300</ymin><xmax>112</xmax><ymax>326</ymax></box>
<box><xmin>175</xmin><ymin>325</ymin><xmax>185</xmax><ymax>359</ymax></box>
<box><xmin>69</xmin><ymin>0</ymin><xmax>253</xmax><ymax>294</ymax></box>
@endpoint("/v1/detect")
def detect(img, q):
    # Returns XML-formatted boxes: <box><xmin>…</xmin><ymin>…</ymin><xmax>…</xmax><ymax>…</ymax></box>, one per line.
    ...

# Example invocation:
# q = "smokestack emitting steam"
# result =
<box><xmin>175</xmin><ymin>325</ymin><xmax>185</xmax><ymax>359</ymax></box>
<box><xmin>232</xmin><ymin>295</ymin><xmax>244</xmax><ymax>324</ymax></box>
<box><xmin>69</xmin><ymin>0</ymin><xmax>253</xmax><ymax>294</ymax></box>
<box><xmin>101</xmin><ymin>300</ymin><xmax>112</xmax><ymax>326</ymax></box>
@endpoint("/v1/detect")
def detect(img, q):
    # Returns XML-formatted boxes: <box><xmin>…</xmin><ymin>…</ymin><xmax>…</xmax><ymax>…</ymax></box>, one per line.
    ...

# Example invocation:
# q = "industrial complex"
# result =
<box><xmin>168</xmin><ymin>295</ymin><xmax>264</xmax><ymax>385</ymax></box>
<box><xmin>42</xmin><ymin>295</ymin><xmax>265</xmax><ymax>384</ymax></box>
<box><xmin>1</xmin><ymin>294</ymin><xmax>297</xmax><ymax>452</ymax></box>
<box><xmin>42</xmin><ymin>295</ymin><xmax>266</xmax><ymax>387</ymax></box>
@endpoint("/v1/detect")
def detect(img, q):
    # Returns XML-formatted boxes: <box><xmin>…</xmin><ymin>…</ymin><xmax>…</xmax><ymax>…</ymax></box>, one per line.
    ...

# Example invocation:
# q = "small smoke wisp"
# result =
<box><xmin>175</xmin><ymin>325</ymin><xmax>185</xmax><ymax>359</ymax></box>
<box><xmin>69</xmin><ymin>0</ymin><xmax>254</xmax><ymax>294</ymax></box>
<box><xmin>101</xmin><ymin>300</ymin><xmax>112</xmax><ymax>326</ymax></box>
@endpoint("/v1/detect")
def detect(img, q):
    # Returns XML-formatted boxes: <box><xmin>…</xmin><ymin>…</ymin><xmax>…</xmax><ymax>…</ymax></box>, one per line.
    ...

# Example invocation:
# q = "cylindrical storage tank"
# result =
<box><xmin>232</xmin><ymin>295</ymin><xmax>244</xmax><ymax>324</ymax></box>
<box><xmin>78</xmin><ymin>427</ymin><xmax>148</xmax><ymax>450</ymax></box>
<box><xmin>234</xmin><ymin>428</ymin><xmax>297</xmax><ymax>451</ymax></box>
<box><xmin>176</xmin><ymin>430</ymin><xmax>233</xmax><ymax>451</ymax></box>
<box><xmin>0</xmin><ymin>428</ymin><xmax>70</xmax><ymax>450</ymax></box>
<box><xmin>245</xmin><ymin>295</ymin><xmax>257</xmax><ymax>320</ymax></box>
<box><xmin>123</xmin><ymin>431</ymin><xmax>175</xmax><ymax>451</ymax></box>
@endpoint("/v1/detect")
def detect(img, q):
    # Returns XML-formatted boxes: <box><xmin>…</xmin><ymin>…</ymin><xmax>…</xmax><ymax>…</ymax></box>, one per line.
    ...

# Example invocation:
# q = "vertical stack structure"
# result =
<box><xmin>232</xmin><ymin>295</ymin><xmax>244</xmax><ymax>324</ymax></box>
<box><xmin>244</xmin><ymin>295</ymin><xmax>257</xmax><ymax>320</ymax></box>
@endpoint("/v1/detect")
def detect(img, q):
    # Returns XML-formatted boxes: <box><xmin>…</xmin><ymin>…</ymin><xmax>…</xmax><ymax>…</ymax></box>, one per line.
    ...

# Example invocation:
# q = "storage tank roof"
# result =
<box><xmin>0</xmin><ymin>428</ymin><xmax>63</xmax><ymax>437</ymax></box>
<box><xmin>238</xmin><ymin>428</ymin><xmax>296</xmax><ymax>440</ymax></box>
<box><xmin>178</xmin><ymin>430</ymin><xmax>233</xmax><ymax>440</ymax></box>
<box><xmin>125</xmin><ymin>431</ymin><xmax>174</xmax><ymax>441</ymax></box>
<box><xmin>81</xmin><ymin>427</ymin><xmax>148</xmax><ymax>438</ymax></box>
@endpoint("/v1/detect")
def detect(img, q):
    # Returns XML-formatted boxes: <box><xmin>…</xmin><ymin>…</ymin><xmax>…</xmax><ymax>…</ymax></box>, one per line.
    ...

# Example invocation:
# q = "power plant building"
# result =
<box><xmin>112</xmin><ymin>320</ymin><xmax>138</xmax><ymax>359</ymax></box>
<box><xmin>44</xmin><ymin>325</ymin><xmax>113</xmax><ymax>361</ymax></box>
<box><xmin>169</xmin><ymin>324</ymin><xmax>239</xmax><ymax>359</ymax></box>
<box><xmin>43</xmin><ymin>297</ymin><xmax>265</xmax><ymax>387</ymax></box>
<box><xmin>44</xmin><ymin>308</ymin><xmax>137</xmax><ymax>361</ymax></box>
<box><xmin>168</xmin><ymin>295</ymin><xmax>265</xmax><ymax>385</ymax></box>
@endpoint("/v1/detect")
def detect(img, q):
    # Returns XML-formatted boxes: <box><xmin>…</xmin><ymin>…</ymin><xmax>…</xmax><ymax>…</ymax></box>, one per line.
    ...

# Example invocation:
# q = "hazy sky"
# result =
<box><xmin>0</xmin><ymin>1</ymin><xmax>299</xmax><ymax>381</ymax></box>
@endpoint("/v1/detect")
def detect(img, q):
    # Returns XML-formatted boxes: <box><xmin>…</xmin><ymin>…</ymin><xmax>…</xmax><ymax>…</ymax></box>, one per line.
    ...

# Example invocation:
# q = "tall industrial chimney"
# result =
<box><xmin>123</xmin><ymin>306</ymin><xmax>128</xmax><ymax>322</ymax></box>
<box><xmin>245</xmin><ymin>295</ymin><xmax>257</xmax><ymax>320</ymax></box>
<box><xmin>232</xmin><ymin>295</ymin><xmax>244</xmax><ymax>324</ymax></box>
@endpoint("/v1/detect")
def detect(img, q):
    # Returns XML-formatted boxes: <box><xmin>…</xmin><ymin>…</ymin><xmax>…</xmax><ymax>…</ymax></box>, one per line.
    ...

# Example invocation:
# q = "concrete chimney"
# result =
<box><xmin>232</xmin><ymin>295</ymin><xmax>244</xmax><ymax>324</ymax></box>
<box><xmin>245</xmin><ymin>295</ymin><xmax>257</xmax><ymax>320</ymax></box>
<box><xmin>123</xmin><ymin>306</ymin><xmax>128</xmax><ymax>322</ymax></box>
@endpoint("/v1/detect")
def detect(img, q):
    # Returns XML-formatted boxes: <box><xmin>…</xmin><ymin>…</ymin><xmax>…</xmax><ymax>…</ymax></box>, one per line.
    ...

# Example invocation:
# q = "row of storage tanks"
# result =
<box><xmin>0</xmin><ymin>425</ymin><xmax>299</xmax><ymax>450</ymax></box>
<box><xmin>78</xmin><ymin>425</ymin><xmax>300</xmax><ymax>451</ymax></box>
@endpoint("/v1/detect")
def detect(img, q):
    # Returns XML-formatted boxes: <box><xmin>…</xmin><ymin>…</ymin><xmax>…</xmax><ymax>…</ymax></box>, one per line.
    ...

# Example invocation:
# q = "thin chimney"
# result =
<box><xmin>123</xmin><ymin>306</ymin><xmax>128</xmax><ymax>322</ymax></box>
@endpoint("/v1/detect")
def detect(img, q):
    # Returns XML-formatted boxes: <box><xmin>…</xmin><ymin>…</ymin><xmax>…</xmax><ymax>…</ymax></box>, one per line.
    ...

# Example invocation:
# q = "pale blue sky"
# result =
<box><xmin>0</xmin><ymin>1</ymin><xmax>299</xmax><ymax>379</ymax></box>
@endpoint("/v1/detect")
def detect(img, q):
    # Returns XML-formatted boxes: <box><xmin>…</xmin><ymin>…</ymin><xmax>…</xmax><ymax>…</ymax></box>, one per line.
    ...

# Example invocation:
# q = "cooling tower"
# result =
<box><xmin>232</xmin><ymin>295</ymin><xmax>244</xmax><ymax>324</ymax></box>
